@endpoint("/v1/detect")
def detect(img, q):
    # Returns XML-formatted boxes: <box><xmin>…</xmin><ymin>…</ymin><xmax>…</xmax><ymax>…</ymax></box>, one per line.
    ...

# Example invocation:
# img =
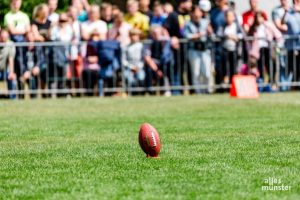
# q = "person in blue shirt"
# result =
<box><xmin>282</xmin><ymin>0</ymin><xmax>300</xmax><ymax>82</ymax></box>
<box><xmin>150</xmin><ymin>2</ymin><xmax>167</xmax><ymax>27</ymax></box>
<box><xmin>210</xmin><ymin>0</ymin><xmax>230</xmax><ymax>91</ymax></box>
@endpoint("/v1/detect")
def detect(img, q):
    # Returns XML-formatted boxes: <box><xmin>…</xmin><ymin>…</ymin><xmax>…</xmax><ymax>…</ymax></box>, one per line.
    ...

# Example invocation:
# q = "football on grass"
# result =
<box><xmin>138</xmin><ymin>123</ymin><xmax>161</xmax><ymax>157</ymax></box>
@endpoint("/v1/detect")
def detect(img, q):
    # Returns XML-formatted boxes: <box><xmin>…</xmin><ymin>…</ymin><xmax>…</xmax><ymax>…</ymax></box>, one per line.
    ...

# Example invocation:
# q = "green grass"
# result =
<box><xmin>0</xmin><ymin>93</ymin><xmax>299</xmax><ymax>200</ymax></box>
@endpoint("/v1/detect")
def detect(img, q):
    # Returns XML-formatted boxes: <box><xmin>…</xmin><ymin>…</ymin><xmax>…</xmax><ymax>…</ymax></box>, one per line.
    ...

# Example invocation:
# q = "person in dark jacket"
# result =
<box><xmin>144</xmin><ymin>25</ymin><xmax>173</xmax><ymax>96</ymax></box>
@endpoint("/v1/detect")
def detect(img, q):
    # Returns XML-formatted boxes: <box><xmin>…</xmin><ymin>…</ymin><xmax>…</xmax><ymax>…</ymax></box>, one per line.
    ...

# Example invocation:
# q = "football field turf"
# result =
<box><xmin>0</xmin><ymin>93</ymin><xmax>299</xmax><ymax>199</ymax></box>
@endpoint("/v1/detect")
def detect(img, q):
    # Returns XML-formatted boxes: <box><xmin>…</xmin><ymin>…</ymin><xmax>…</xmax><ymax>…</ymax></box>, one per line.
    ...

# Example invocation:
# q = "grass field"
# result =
<box><xmin>0</xmin><ymin>93</ymin><xmax>299</xmax><ymax>199</ymax></box>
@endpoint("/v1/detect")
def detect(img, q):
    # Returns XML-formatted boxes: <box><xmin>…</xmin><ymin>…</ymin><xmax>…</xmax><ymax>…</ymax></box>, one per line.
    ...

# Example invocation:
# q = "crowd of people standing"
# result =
<box><xmin>0</xmin><ymin>0</ymin><xmax>300</xmax><ymax>99</ymax></box>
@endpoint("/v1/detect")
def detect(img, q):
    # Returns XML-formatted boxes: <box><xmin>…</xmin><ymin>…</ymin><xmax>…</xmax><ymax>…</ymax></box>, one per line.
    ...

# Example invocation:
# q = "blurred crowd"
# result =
<box><xmin>0</xmin><ymin>0</ymin><xmax>300</xmax><ymax>98</ymax></box>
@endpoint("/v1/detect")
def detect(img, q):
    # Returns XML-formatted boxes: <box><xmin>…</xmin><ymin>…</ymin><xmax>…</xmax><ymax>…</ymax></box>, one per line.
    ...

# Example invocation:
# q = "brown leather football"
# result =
<box><xmin>138</xmin><ymin>123</ymin><xmax>161</xmax><ymax>157</ymax></box>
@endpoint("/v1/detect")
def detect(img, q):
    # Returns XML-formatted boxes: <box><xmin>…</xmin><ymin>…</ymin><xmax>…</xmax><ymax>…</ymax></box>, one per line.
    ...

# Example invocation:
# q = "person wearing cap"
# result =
<box><xmin>122</xmin><ymin>29</ymin><xmax>145</xmax><ymax>90</ymax></box>
<box><xmin>242</xmin><ymin>0</ymin><xmax>268</xmax><ymax>33</ymax></box>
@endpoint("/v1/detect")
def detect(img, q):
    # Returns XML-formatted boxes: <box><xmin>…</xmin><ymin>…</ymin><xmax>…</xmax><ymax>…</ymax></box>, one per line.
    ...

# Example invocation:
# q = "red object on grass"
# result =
<box><xmin>230</xmin><ymin>75</ymin><xmax>259</xmax><ymax>99</ymax></box>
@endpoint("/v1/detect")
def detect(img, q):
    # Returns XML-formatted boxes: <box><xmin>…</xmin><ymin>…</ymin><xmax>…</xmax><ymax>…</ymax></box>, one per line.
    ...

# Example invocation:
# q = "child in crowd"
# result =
<box><xmin>81</xmin><ymin>30</ymin><xmax>101</xmax><ymax>96</ymax></box>
<box><xmin>150</xmin><ymin>2</ymin><xmax>167</xmax><ymax>27</ymax></box>
<box><xmin>0</xmin><ymin>29</ymin><xmax>17</xmax><ymax>99</ymax></box>
<box><xmin>221</xmin><ymin>9</ymin><xmax>243</xmax><ymax>84</ymax></box>
<box><xmin>122</xmin><ymin>29</ymin><xmax>145</xmax><ymax>89</ymax></box>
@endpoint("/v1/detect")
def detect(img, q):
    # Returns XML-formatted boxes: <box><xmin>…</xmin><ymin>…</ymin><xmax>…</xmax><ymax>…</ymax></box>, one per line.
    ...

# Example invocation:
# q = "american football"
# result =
<box><xmin>139</xmin><ymin>123</ymin><xmax>161</xmax><ymax>157</ymax></box>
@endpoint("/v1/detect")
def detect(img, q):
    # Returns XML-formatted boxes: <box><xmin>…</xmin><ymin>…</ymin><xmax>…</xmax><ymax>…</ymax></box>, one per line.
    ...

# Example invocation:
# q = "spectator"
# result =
<box><xmin>108</xmin><ymin>12</ymin><xmax>132</xmax><ymax>47</ymax></box>
<box><xmin>68</xmin><ymin>6</ymin><xmax>81</xmax><ymax>49</ymax></box>
<box><xmin>228</xmin><ymin>0</ymin><xmax>242</xmax><ymax>25</ymax></box>
<box><xmin>163</xmin><ymin>0</ymin><xmax>193</xmax><ymax>94</ymax></box>
<box><xmin>97</xmin><ymin>39</ymin><xmax>121</xmax><ymax>97</ymax></box>
<box><xmin>112</xmin><ymin>5</ymin><xmax>121</xmax><ymax>17</ymax></box>
<box><xmin>282</xmin><ymin>0</ymin><xmax>300</xmax><ymax>82</ymax></box>
<box><xmin>210</xmin><ymin>0</ymin><xmax>229</xmax><ymax>90</ymax></box>
<box><xmin>100</xmin><ymin>2</ymin><xmax>114</xmax><ymax>30</ymax></box>
<box><xmin>122</xmin><ymin>29</ymin><xmax>145</xmax><ymax>88</ymax></box>
<box><xmin>210</xmin><ymin>0</ymin><xmax>229</xmax><ymax>36</ymax></box>
<box><xmin>67</xmin><ymin>6</ymin><xmax>82</xmax><ymax>94</ymax></box>
<box><xmin>199</xmin><ymin>0</ymin><xmax>212</xmax><ymax>18</ymax></box>
<box><xmin>22</xmin><ymin>30</ymin><xmax>43</xmax><ymax>98</ymax></box>
<box><xmin>47</xmin><ymin>0</ymin><xmax>59</xmax><ymax>25</ymax></box>
<box><xmin>144</xmin><ymin>25</ymin><xmax>173</xmax><ymax>96</ymax></box>
<box><xmin>71</xmin><ymin>0</ymin><xmax>90</xmax><ymax>22</ymax></box>
<box><xmin>184</xmin><ymin>5</ymin><xmax>212</xmax><ymax>94</ymax></box>
<box><xmin>272</xmin><ymin>0</ymin><xmax>291</xmax><ymax>33</ymax></box>
<box><xmin>272</xmin><ymin>0</ymin><xmax>291</xmax><ymax>90</ymax></box>
<box><xmin>248</xmin><ymin>11</ymin><xmax>282</xmax><ymax>82</ymax></box>
<box><xmin>242</xmin><ymin>0</ymin><xmax>268</xmax><ymax>33</ymax></box>
<box><xmin>150</xmin><ymin>2</ymin><xmax>167</xmax><ymax>27</ymax></box>
<box><xmin>30</xmin><ymin>4</ymin><xmax>51</xmax><ymax>97</ymax></box>
<box><xmin>50</xmin><ymin>13</ymin><xmax>73</xmax><ymax>42</ymax></box>
<box><xmin>139</xmin><ymin>0</ymin><xmax>153</xmax><ymax>19</ymax></box>
<box><xmin>0</xmin><ymin>29</ymin><xmax>17</xmax><ymax>99</ymax></box>
<box><xmin>81</xmin><ymin>4</ymin><xmax>107</xmax><ymax>41</ymax></box>
<box><xmin>164</xmin><ymin>0</ymin><xmax>192</xmax><ymax>39</ymax></box>
<box><xmin>4</xmin><ymin>0</ymin><xmax>30</xmax><ymax>97</ymax></box>
<box><xmin>31</xmin><ymin>4</ymin><xmax>51</xmax><ymax>42</ymax></box>
<box><xmin>81</xmin><ymin>30</ymin><xmax>101</xmax><ymax>96</ymax></box>
<box><xmin>221</xmin><ymin>9</ymin><xmax>243</xmax><ymax>84</ymax></box>
<box><xmin>49</xmin><ymin>13</ymin><xmax>73</xmax><ymax>96</ymax></box>
<box><xmin>163</xmin><ymin>3</ymin><xmax>174</xmax><ymax>16</ymax></box>
<box><xmin>4</xmin><ymin>0</ymin><xmax>30</xmax><ymax>39</ymax></box>
<box><xmin>125</xmin><ymin>0</ymin><xmax>149</xmax><ymax>38</ymax></box>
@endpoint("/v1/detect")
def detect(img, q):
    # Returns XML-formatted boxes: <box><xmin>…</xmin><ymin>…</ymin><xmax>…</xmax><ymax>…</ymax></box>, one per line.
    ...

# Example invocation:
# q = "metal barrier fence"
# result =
<box><xmin>0</xmin><ymin>36</ymin><xmax>299</xmax><ymax>99</ymax></box>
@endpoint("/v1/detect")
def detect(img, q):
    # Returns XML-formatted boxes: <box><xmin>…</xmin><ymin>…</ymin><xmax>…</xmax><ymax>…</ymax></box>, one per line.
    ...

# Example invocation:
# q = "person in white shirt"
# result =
<box><xmin>49</xmin><ymin>13</ymin><xmax>74</xmax><ymax>96</ymax></box>
<box><xmin>222</xmin><ymin>9</ymin><xmax>243</xmax><ymax>84</ymax></box>
<box><xmin>81</xmin><ymin>4</ymin><xmax>107</xmax><ymax>41</ymax></box>
<box><xmin>47</xmin><ymin>0</ymin><xmax>59</xmax><ymax>25</ymax></box>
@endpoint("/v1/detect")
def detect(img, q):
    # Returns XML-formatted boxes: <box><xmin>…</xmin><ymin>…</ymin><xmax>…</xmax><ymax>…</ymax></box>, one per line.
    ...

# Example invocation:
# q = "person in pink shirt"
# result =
<box><xmin>108</xmin><ymin>12</ymin><xmax>132</xmax><ymax>47</ymax></box>
<box><xmin>248</xmin><ymin>11</ymin><xmax>282</xmax><ymax>81</ymax></box>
